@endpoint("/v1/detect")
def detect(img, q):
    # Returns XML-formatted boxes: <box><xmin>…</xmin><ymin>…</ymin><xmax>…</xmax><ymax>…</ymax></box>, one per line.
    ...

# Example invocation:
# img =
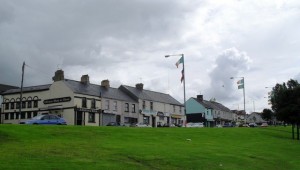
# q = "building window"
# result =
<box><xmin>125</xmin><ymin>103</ymin><xmax>129</xmax><ymax>112</ymax></box>
<box><xmin>113</xmin><ymin>101</ymin><xmax>117</xmax><ymax>111</ymax></box>
<box><xmin>105</xmin><ymin>100</ymin><xmax>110</xmax><ymax>110</ymax></box>
<box><xmin>21</xmin><ymin>112</ymin><xmax>26</xmax><ymax>119</ymax></box>
<box><xmin>82</xmin><ymin>98</ymin><xmax>87</xmax><ymax>108</ymax></box>
<box><xmin>88</xmin><ymin>112</ymin><xmax>95</xmax><ymax>123</ymax></box>
<box><xmin>33</xmin><ymin>101</ymin><xmax>38</xmax><ymax>108</ymax></box>
<box><xmin>27</xmin><ymin>101</ymin><xmax>32</xmax><ymax>108</ymax></box>
<box><xmin>150</xmin><ymin>102</ymin><xmax>153</xmax><ymax>111</ymax></box>
<box><xmin>16</xmin><ymin>113</ymin><xmax>19</xmax><ymax>119</ymax></box>
<box><xmin>159</xmin><ymin>116</ymin><xmax>164</xmax><ymax>121</ymax></box>
<box><xmin>179</xmin><ymin>107</ymin><xmax>182</xmax><ymax>113</ymax></box>
<box><xmin>173</xmin><ymin>105</ymin><xmax>176</xmax><ymax>112</ymax></box>
<box><xmin>5</xmin><ymin>103</ymin><xmax>9</xmax><ymax>110</ymax></box>
<box><xmin>16</xmin><ymin>102</ymin><xmax>20</xmax><ymax>109</ymax></box>
<box><xmin>142</xmin><ymin>101</ymin><xmax>146</xmax><ymax>109</ymax></box>
<box><xmin>5</xmin><ymin>113</ymin><xmax>9</xmax><ymax>120</ymax></box>
<box><xmin>27</xmin><ymin>112</ymin><xmax>32</xmax><ymax>119</ymax></box>
<box><xmin>10</xmin><ymin>103</ymin><xmax>15</xmax><ymax>110</ymax></box>
<box><xmin>132</xmin><ymin>104</ymin><xmax>136</xmax><ymax>113</ymax></box>
<box><xmin>91</xmin><ymin>99</ymin><xmax>96</xmax><ymax>109</ymax></box>
<box><xmin>10</xmin><ymin>113</ymin><xmax>14</xmax><ymax>120</ymax></box>
<box><xmin>22</xmin><ymin>101</ymin><xmax>26</xmax><ymax>109</ymax></box>
<box><xmin>33</xmin><ymin>111</ymin><xmax>38</xmax><ymax>117</ymax></box>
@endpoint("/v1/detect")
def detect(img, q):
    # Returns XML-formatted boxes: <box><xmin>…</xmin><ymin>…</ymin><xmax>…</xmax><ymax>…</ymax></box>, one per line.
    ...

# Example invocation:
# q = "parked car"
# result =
<box><xmin>186</xmin><ymin>122</ymin><xmax>204</xmax><ymax>128</ymax></box>
<box><xmin>20</xmin><ymin>114</ymin><xmax>67</xmax><ymax>125</ymax></box>
<box><xmin>135</xmin><ymin>123</ymin><xmax>152</xmax><ymax>127</ymax></box>
<box><xmin>260</xmin><ymin>122</ymin><xmax>268</xmax><ymax>127</ymax></box>
<box><xmin>106</xmin><ymin>122</ymin><xmax>121</xmax><ymax>126</ymax></box>
<box><xmin>223</xmin><ymin>123</ymin><xmax>233</xmax><ymax>127</ymax></box>
<box><xmin>249</xmin><ymin>123</ymin><xmax>258</xmax><ymax>127</ymax></box>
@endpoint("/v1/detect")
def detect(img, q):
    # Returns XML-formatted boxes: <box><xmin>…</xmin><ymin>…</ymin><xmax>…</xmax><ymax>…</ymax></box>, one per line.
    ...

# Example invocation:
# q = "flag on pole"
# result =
<box><xmin>181</xmin><ymin>69</ymin><xmax>184</xmax><ymax>83</ymax></box>
<box><xmin>237</xmin><ymin>79</ymin><xmax>244</xmax><ymax>84</ymax></box>
<box><xmin>237</xmin><ymin>78</ymin><xmax>244</xmax><ymax>89</ymax></box>
<box><xmin>175</xmin><ymin>56</ymin><xmax>184</xmax><ymax>68</ymax></box>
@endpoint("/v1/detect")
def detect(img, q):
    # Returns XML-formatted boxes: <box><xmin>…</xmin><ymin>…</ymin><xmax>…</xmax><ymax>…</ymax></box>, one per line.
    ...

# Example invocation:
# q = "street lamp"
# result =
<box><xmin>165</xmin><ymin>54</ymin><xmax>186</xmax><ymax>121</ymax></box>
<box><xmin>230</xmin><ymin>76</ymin><xmax>246</xmax><ymax>123</ymax></box>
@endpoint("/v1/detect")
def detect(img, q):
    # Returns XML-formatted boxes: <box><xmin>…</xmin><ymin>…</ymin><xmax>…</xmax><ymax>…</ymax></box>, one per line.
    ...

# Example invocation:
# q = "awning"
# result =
<box><xmin>171</xmin><ymin>114</ymin><xmax>183</xmax><ymax>119</ymax></box>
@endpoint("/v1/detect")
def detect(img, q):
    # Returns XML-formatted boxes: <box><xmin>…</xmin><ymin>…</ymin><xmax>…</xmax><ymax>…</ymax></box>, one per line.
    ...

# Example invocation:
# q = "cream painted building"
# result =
<box><xmin>1</xmin><ymin>70</ymin><xmax>184</xmax><ymax>127</ymax></box>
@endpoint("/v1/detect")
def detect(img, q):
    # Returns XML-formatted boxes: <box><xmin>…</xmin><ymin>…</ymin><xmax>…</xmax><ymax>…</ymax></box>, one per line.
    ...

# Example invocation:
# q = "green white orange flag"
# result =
<box><xmin>237</xmin><ymin>78</ymin><xmax>244</xmax><ymax>89</ymax></box>
<box><xmin>175</xmin><ymin>56</ymin><xmax>184</xmax><ymax>68</ymax></box>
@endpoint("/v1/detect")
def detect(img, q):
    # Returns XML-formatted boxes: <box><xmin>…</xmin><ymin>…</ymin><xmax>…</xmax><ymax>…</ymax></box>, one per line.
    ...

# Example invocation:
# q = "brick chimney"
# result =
<box><xmin>52</xmin><ymin>70</ymin><xmax>64</xmax><ymax>82</ymax></box>
<box><xmin>101</xmin><ymin>79</ymin><xmax>110</xmax><ymax>88</ymax></box>
<box><xmin>81</xmin><ymin>75</ymin><xmax>90</xmax><ymax>84</ymax></box>
<box><xmin>197</xmin><ymin>95</ymin><xmax>203</xmax><ymax>102</ymax></box>
<box><xmin>136</xmin><ymin>83</ymin><xmax>144</xmax><ymax>90</ymax></box>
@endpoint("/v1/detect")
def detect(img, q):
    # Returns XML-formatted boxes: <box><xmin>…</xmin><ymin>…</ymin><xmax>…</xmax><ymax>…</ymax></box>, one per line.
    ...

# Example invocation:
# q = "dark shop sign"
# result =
<box><xmin>43</xmin><ymin>97</ymin><xmax>71</xmax><ymax>104</ymax></box>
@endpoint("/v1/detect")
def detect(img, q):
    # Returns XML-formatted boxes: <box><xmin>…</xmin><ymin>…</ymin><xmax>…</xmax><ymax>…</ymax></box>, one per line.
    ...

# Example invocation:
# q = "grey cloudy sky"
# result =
<box><xmin>1</xmin><ymin>0</ymin><xmax>300</xmax><ymax>113</ymax></box>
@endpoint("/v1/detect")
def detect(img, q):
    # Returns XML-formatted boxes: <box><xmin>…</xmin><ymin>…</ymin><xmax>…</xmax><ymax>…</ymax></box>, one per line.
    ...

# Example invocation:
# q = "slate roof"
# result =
<box><xmin>120</xmin><ymin>85</ymin><xmax>183</xmax><ymax>106</ymax></box>
<box><xmin>0</xmin><ymin>84</ymin><xmax>18</xmax><ymax>94</ymax></box>
<box><xmin>63</xmin><ymin>79</ymin><xmax>136</xmax><ymax>102</ymax></box>
<box><xmin>1</xmin><ymin>84</ymin><xmax>51</xmax><ymax>94</ymax></box>
<box><xmin>193</xmin><ymin>97</ymin><xmax>231</xmax><ymax>112</ymax></box>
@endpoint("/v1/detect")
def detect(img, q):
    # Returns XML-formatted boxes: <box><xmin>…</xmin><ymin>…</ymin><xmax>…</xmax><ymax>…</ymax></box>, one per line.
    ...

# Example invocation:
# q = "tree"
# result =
<box><xmin>261</xmin><ymin>108</ymin><xmax>273</xmax><ymax>123</ymax></box>
<box><xmin>271</xmin><ymin>79</ymin><xmax>300</xmax><ymax>140</ymax></box>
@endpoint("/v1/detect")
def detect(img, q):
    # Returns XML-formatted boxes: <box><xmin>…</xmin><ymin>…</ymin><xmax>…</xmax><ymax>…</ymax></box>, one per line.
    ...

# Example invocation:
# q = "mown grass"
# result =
<box><xmin>0</xmin><ymin>125</ymin><xmax>299</xmax><ymax>170</ymax></box>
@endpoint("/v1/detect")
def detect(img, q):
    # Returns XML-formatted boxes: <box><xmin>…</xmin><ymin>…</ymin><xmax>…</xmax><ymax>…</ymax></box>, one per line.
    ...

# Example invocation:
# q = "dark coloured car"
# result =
<box><xmin>223</xmin><ymin>123</ymin><xmax>233</xmax><ymax>127</ymax></box>
<box><xmin>20</xmin><ymin>114</ymin><xmax>67</xmax><ymax>125</ymax></box>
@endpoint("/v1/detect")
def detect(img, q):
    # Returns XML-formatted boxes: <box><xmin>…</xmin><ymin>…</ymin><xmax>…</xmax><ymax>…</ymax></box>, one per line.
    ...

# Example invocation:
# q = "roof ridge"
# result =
<box><xmin>122</xmin><ymin>84</ymin><xmax>171</xmax><ymax>96</ymax></box>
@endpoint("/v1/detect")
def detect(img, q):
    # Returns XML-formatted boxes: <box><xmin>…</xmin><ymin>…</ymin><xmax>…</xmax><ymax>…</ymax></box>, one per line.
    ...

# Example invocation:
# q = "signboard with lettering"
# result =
<box><xmin>43</xmin><ymin>97</ymin><xmax>71</xmax><ymax>104</ymax></box>
<box><xmin>76</xmin><ymin>108</ymin><xmax>101</xmax><ymax>113</ymax></box>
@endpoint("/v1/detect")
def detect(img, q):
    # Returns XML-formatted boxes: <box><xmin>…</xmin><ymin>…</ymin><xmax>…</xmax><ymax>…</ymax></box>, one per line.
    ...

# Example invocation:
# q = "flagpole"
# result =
<box><xmin>230</xmin><ymin>76</ymin><xmax>246</xmax><ymax>124</ymax></box>
<box><xmin>19</xmin><ymin>61</ymin><xmax>25</xmax><ymax>122</ymax></box>
<box><xmin>165</xmin><ymin>54</ymin><xmax>187</xmax><ymax>126</ymax></box>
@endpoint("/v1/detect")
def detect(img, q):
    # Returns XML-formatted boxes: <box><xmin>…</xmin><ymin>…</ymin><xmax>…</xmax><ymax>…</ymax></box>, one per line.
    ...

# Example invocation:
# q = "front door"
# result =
<box><xmin>76</xmin><ymin>111</ymin><xmax>83</xmax><ymax>125</ymax></box>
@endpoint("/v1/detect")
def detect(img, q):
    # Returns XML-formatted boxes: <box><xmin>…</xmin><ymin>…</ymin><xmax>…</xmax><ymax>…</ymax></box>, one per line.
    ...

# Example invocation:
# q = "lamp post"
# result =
<box><xmin>165</xmin><ymin>54</ymin><xmax>186</xmax><ymax>123</ymax></box>
<box><xmin>230</xmin><ymin>76</ymin><xmax>246</xmax><ymax>123</ymax></box>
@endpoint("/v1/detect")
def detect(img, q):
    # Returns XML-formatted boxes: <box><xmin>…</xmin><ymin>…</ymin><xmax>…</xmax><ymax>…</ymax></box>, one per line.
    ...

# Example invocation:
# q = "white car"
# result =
<box><xmin>135</xmin><ymin>123</ymin><xmax>152</xmax><ymax>127</ymax></box>
<box><xmin>186</xmin><ymin>122</ymin><xmax>204</xmax><ymax>128</ymax></box>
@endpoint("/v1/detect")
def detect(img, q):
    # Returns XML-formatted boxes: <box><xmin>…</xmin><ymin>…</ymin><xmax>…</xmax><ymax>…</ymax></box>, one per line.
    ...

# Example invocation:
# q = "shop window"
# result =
<box><xmin>5</xmin><ymin>113</ymin><xmax>9</xmax><ymax>120</ymax></box>
<box><xmin>132</xmin><ymin>104</ymin><xmax>136</xmax><ymax>113</ymax></box>
<box><xmin>21</xmin><ymin>112</ymin><xmax>26</xmax><ymax>119</ymax></box>
<box><xmin>33</xmin><ymin>111</ymin><xmax>38</xmax><ymax>117</ymax></box>
<box><xmin>125</xmin><ymin>103</ymin><xmax>129</xmax><ymax>112</ymax></box>
<box><xmin>10</xmin><ymin>113</ymin><xmax>14</xmax><ymax>120</ymax></box>
<box><xmin>88</xmin><ymin>112</ymin><xmax>95</xmax><ymax>123</ymax></box>
<box><xmin>82</xmin><ymin>97</ymin><xmax>87</xmax><ymax>108</ymax></box>
<box><xmin>27</xmin><ymin>112</ymin><xmax>32</xmax><ymax>119</ymax></box>
<box><xmin>91</xmin><ymin>99</ymin><xmax>96</xmax><ymax>109</ymax></box>
<box><xmin>16</xmin><ymin>113</ymin><xmax>19</xmax><ymax>119</ymax></box>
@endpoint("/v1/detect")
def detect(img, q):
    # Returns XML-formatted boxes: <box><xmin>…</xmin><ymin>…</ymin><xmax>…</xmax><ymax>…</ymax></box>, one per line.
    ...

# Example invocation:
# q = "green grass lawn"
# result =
<box><xmin>0</xmin><ymin>125</ymin><xmax>299</xmax><ymax>170</ymax></box>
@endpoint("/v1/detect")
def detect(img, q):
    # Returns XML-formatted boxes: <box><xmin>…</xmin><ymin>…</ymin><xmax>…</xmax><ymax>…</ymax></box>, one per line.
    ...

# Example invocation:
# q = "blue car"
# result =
<box><xmin>20</xmin><ymin>114</ymin><xmax>67</xmax><ymax>125</ymax></box>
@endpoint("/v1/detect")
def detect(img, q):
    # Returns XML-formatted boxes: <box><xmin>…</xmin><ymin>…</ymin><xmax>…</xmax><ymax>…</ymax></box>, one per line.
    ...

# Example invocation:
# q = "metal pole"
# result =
<box><xmin>19</xmin><ymin>61</ymin><xmax>25</xmax><ymax>121</ymax></box>
<box><xmin>243</xmin><ymin>77</ymin><xmax>246</xmax><ymax>123</ymax></box>
<box><xmin>182</xmin><ymin>54</ymin><xmax>187</xmax><ymax>121</ymax></box>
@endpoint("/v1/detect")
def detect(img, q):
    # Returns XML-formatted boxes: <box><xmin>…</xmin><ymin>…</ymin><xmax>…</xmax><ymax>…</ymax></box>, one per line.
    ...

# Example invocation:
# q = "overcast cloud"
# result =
<box><xmin>1</xmin><ymin>0</ymin><xmax>300</xmax><ymax>113</ymax></box>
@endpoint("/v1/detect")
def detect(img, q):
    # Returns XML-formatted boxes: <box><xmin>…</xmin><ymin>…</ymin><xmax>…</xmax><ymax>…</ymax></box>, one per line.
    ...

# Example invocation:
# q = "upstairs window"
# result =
<box><xmin>27</xmin><ymin>101</ymin><xmax>32</xmax><ymax>108</ymax></box>
<box><xmin>150</xmin><ymin>102</ymin><xmax>153</xmax><ymax>111</ymax></box>
<box><xmin>173</xmin><ymin>105</ymin><xmax>176</xmax><ymax>112</ymax></box>
<box><xmin>132</xmin><ymin>104</ymin><xmax>136</xmax><ymax>113</ymax></box>
<box><xmin>5</xmin><ymin>103</ymin><xmax>9</xmax><ymax>110</ymax></box>
<box><xmin>82</xmin><ymin>97</ymin><xmax>87</xmax><ymax>108</ymax></box>
<box><xmin>113</xmin><ymin>101</ymin><xmax>117</xmax><ymax>111</ymax></box>
<box><xmin>142</xmin><ymin>101</ymin><xmax>146</xmax><ymax>109</ymax></box>
<box><xmin>125</xmin><ymin>103</ymin><xmax>129</xmax><ymax>112</ymax></box>
<box><xmin>91</xmin><ymin>99</ymin><xmax>96</xmax><ymax>109</ymax></box>
<box><xmin>105</xmin><ymin>100</ymin><xmax>110</xmax><ymax>110</ymax></box>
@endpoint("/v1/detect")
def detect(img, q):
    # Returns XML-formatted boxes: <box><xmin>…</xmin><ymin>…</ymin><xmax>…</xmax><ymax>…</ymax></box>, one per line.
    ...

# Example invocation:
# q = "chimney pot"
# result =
<box><xmin>197</xmin><ymin>95</ymin><xmax>203</xmax><ymax>101</ymax></box>
<box><xmin>52</xmin><ymin>70</ymin><xmax>64</xmax><ymax>82</ymax></box>
<box><xmin>136</xmin><ymin>83</ymin><xmax>144</xmax><ymax>90</ymax></box>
